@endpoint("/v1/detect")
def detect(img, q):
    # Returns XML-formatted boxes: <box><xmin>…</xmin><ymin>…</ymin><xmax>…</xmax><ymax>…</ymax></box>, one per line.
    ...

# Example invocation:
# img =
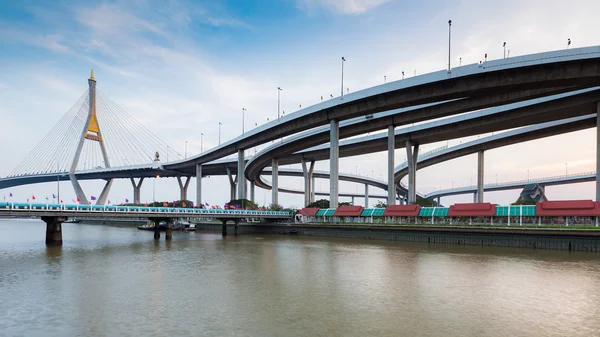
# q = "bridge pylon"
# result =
<box><xmin>69</xmin><ymin>70</ymin><xmax>113</xmax><ymax>205</ymax></box>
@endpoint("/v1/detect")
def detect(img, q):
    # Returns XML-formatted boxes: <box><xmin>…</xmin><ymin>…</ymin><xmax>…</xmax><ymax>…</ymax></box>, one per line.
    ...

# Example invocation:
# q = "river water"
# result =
<box><xmin>1</xmin><ymin>219</ymin><xmax>599</xmax><ymax>337</ymax></box>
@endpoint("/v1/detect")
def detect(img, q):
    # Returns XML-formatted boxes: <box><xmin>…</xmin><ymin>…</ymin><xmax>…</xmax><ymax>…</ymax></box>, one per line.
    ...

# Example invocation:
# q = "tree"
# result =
<box><xmin>227</xmin><ymin>199</ymin><xmax>258</xmax><ymax>209</ymax></box>
<box><xmin>307</xmin><ymin>199</ymin><xmax>329</xmax><ymax>208</ymax></box>
<box><xmin>374</xmin><ymin>201</ymin><xmax>387</xmax><ymax>208</ymax></box>
<box><xmin>339</xmin><ymin>201</ymin><xmax>352</xmax><ymax>206</ymax></box>
<box><xmin>511</xmin><ymin>199</ymin><xmax>537</xmax><ymax>205</ymax></box>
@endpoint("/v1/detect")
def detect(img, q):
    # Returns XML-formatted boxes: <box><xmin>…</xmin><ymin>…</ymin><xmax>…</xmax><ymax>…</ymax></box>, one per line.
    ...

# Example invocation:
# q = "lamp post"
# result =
<box><xmin>566</xmin><ymin>163</ymin><xmax>568</xmax><ymax>176</ymax></box>
<box><xmin>448</xmin><ymin>20</ymin><xmax>452</xmax><ymax>72</ymax></box>
<box><xmin>503</xmin><ymin>42</ymin><xmax>506</xmax><ymax>58</ymax></box>
<box><xmin>384</xmin><ymin>75</ymin><xmax>386</xmax><ymax>84</ymax></box>
<box><xmin>242</xmin><ymin>108</ymin><xmax>246</xmax><ymax>134</ymax></box>
<box><xmin>496</xmin><ymin>174</ymin><xmax>498</xmax><ymax>184</ymax></box>
<box><xmin>567</xmin><ymin>38</ymin><xmax>571</xmax><ymax>49</ymax></box>
<box><xmin>341</xmin><ymin>57</ymin><xmax>346</xmax><ymax>97</ymax></box>
<box><xmin>218</xmin><ymin>122</ymin><xmax>222</xmax><ymax>145</ymax></box>
<box><xmin>200</xmin><ymin>133</ymin><xmax>204</xmax><ymax>153</ymax></box>
<box><xmin>185</xmin><ymin>140</ymin><xmax>188</xmax><ymax>158</ymax></box>
<box><xmin>277</xmin><ymin>87</ymin><xmax>282</xmax><ymax>120</ymax></box>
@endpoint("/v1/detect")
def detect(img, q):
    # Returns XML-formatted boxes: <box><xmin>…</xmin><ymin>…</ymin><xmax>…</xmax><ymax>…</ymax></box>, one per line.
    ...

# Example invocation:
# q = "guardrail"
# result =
<box><xmin>0</xmin><ymin>202</ymin><xmax>292</xmax><ymax>218</ymax></box>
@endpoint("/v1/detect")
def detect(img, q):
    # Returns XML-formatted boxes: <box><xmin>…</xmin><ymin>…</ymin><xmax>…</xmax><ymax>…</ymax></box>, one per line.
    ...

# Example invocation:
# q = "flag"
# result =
<box><xmin>32</xmin><ymin>195</ymin><xmax>36</xmax><ymax>200</ymax></box>
<box><xmin>46</xmin><ymin>197</ymin><xmax>48</xmax><ymax>200</ymax></box>
<box><xmin>76</xmin><ymin>197</ymin><xmax>80</xmax><ymax>202</ymax></box>
<box><xmin>91</xmin><ymin>196</ymin><xmax>97</xmax><ymax>201</ymax></box>
<box><xmin>144</xmin><ymin>203</ymin><xmax>148</xmax><ymax>206</ymax></box>
<box><xmin>108</xmin><ymin>200</ymin><xmax>111</xmax><ymax>204</ymax></box>
<box><xmin>163</xmin><ymin>202</ymin><xmax>168</xmax><ymax>207</ymax></box>
<box><xmin>60</xmin><ymin>200</ymin><xmax>63</xmax><ymax>203</ymax></box>
<box><xmin>27</xmin><ymin>198</ymin><xmax>30</xmax><ymax>202</ymax></box>
<box><xmin>182</xmin><ymin>202</ymin><xmax>186</xmax><ymax>207</ymax></box>
<box><xmin>205</xmin><ymin>202</ymin><xmax>209</xmax><ymax>206</ymax></box>
<box><xmin>9</xmin><ymin>193</ymin><xmax>13</xmax><ymax>197</ymax></box>
<box><xmin>52</xmin><ymin>194</ymin><xmax>56</xmax><ymax>199</ymax></box>
<box><xmin>125</xmin><ymin>199</ymin><xmax>129</xmax><ymax>203</ymax></box>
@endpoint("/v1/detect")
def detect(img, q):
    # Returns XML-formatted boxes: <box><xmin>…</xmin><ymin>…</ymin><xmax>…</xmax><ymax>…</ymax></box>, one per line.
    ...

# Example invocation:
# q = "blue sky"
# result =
<box><xmin>1</xmin><ymin>0</ymin><xmax>600</xmax><ymax>207</ymax></box>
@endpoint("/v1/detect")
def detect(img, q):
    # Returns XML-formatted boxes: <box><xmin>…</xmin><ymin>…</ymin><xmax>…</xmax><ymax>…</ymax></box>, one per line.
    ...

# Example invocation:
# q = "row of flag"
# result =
<box><xmin>6</xmin><ymin>193</ymin><xmax>266</xmax><ymax>209</ymax></box>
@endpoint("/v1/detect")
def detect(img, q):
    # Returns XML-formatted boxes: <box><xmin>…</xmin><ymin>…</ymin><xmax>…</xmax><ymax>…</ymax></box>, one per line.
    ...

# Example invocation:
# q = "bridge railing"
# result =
<box><xmin>0</xmin><ymin>202</ymin><xmax>292</xmax><ymax>217</ymax></box>
<box><xmin>429</xmin><ymin>171</ymin><xmax>596</xmax><ymax>196</ymax></box>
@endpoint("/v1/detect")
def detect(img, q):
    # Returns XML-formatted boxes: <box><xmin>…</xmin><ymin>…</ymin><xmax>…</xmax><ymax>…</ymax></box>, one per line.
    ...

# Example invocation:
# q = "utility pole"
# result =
<box><xmin>341</xmin><ymin>57</ymin><xmax>346</xmax><ymax>97</ymax></box>
<box><xmin>448</xmin><ymin>20</ymin><xmax>452</xmax><ymax>72</ymax></box>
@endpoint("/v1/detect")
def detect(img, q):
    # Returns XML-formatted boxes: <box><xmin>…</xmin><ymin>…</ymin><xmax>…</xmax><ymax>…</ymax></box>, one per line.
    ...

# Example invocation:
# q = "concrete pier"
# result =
<box><xmin>596</xmin><ymin>102</ymin><xmax>600</xmax><ymax>201</ymax></box>
<box><xmin>177</xmin><ymin>176</ymin><xmax>191</xmax><ymax>201</ymax></box>
<box><xmin>364</xmin><ymin>184</ymin><xmax>369</xmax><ymax>208</ymax></box>
<box><xmin>226</xmin><ymin>167</ymin><xmax>237</xmax><ymax>200</ymax></box>
<box><xmin>43</xmin><ymin>216</ymin><xmax>65</xmax><ymax>246</ymax></box>
<box><xmin>196</xmin><ymin>163</ymin><xmax>202</xmax><ymax>206</ymax></box>
<box><xmin>237</xmin><ymin>150</ymin><xmax>246</xmax><ymax>200</ymax></box>
<box><xmin>387</xmin><ymin>125</ymin><xmax>395</xmax><ymax>205</ymax></box>
<box><xmin>330</xmin><ymin>119</ymin><xmax>340</xmax><ymax>208</ymax></box>
<box><xmin>222</xmin><ymin>221</ymin><xmax>228</xmax><ymax>236</ymax></box>
<box><xmin>272</xmin><ymin>159</ymin><xmax>279</xmax><ymax>205</ymax></box>
<box><xmin>130</xmin><ymin>178</ymin><xmax>144</xmax><ymax>204</ymax></box>
<box><xmin>302</xmin><ymin>159</ymin><xmax>315</xmax><ymax>207</ymax></box>
<box><xmin>154</xmin><ymin>221</ymin><xmax>160</xmax><ymax>240</ymax></box>
<box><xmin>165</xmin><ymin>222</ymin><xmax>172</xmax><ymax>240</ymax></box>
<box><xmin>405</xmin><ymin>141</ymin><xmax>419</xmax><ymax>204</ymax></box>
<box><xmin>477</xmin><ymin>151</ymin><xmax>484</xmax><ymax>203</ymax></box>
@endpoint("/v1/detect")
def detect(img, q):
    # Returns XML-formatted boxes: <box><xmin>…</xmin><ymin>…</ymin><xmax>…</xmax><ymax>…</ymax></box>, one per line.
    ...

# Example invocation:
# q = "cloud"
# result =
<box><xmin>297</xmin><ymin>0</ymin><xmax>390</xmax><ymax>15</ymax></box>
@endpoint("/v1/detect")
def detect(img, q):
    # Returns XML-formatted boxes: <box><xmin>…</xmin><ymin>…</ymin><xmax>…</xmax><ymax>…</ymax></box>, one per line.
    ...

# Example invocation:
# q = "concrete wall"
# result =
<box><xmin>193</xmin><ymin>223</ymin><xmax>600</xmax><ymax>252</ymax></box>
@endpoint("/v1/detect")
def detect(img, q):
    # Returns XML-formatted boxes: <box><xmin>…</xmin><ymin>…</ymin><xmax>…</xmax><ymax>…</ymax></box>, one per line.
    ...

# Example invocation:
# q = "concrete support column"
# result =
<box><xmin>477</xmin><ymin>150</ymin><xmax>484</xmax><ymax>203</ymax></box>
<box><xmin>153</xmin><ymin>219</ymin><xmax>160</xmax><ymax>240</ymax></box>
<box><xmin>226</xmin><ymin>167</ymin><xmax>237</xmax><ymax>201</ymax></box>
<box><xmin>177</xmin><ymin>176</ymin><xmax>191</xmax><ymax>201</ymax></box>
<box><xmin>301</xmin><ymin>159</ymin><xmax>315</xmax><ymax>207</ymax></box>
<box><xmin>387</xmin><ymin>125</ymin><xmax>395</xmax><ymax>205</ymax></box>
<box><xmin>237</xmin><ymin>149</ymin><xmax>246</xmax><ymax>200</ymax></box>
<box><xmin>311</xmin><ymin>176</ymin><xmax>316</xmax><ymax>203</ymax></box>
<box><xmin>234</xmin><ymin>220</ymin><xmax>240</xmax><ymax>236</ymax></box>
<box><xmin>405</xmin><ymin>140</ymin><xmax>419</xmax><ymax>204</ymax></box>
<box><xmin>196</xmin><ymin>164</ymin><xmax>202</xmax><ymax>207</ymax></box>
<box><xmin>222</xmin><ymin>221</ymin><xmax>228</xmax><ymax>236</ymax></box>
<box><xmin>96</xmin><ymin>180</ymin><xmax>113</xmax><ymax>205</ymax></box>
<box><xmin>43</xmin><ymin>216</ymin><xmax>64</xmax><ymax>246</ymax></box>
<box><xmin>330</xmin><ymin>120</ymin><xmax>340</xmax><ymax>208</ymax></box>
<box><xmin>473</xmin><ymin>192</ymin><xmax>477</xmax><ymax>203</ymax></box>
<box><xmin>165</xmin><ymin>221</ymin><xmax>172</xmax><ymax>240</ymax></box>
<box><xmin>596</xmin><ymin>102</ymin><xmax>600</xmax><ymax>201</ymax></box>
<box><xmin>364</xmin><ymin>184</ymin><xmax>369</xmax><ymax>208</ymax></box>
<box><xmin>130</xmin><ymin>178</ymin><xmax>144</xmax><ymax>204</ymax></box>
<box><xmin>272</xmin><ymin>159</ymin><xmax>279</xmax><ymax>206</ymax></box>
<box><xmin>436</xmin><ymin>197</ymin><xmax>440</xmax><ymax>206</ymax></box>
<box><xmin>250</xmin><ymin>181</ymin><xmax>255</xmax><ymax>202</ymax></box>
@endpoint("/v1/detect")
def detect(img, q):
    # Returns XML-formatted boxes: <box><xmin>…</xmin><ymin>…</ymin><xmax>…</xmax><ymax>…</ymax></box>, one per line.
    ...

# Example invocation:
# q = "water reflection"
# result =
<box><xmin>0</xmin><ymin>219</ymin><xmax>599</xmax><ymax>337</ymax></box>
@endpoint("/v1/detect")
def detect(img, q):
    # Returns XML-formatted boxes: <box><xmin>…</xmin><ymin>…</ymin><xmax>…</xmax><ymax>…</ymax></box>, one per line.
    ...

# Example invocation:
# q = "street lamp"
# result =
<box><xmin>503</xmin><ymin>42</ymin><xmax>506</xmax><ymax>58</ymax></box>
<box><xmin>242</xmin><ymin>108</ymin><xmax>246</xmax><ymax>134</ymax></box>
<box><xmin>448</xmin><ymin>20</ymin><xmax>452</xmax><ymax>72</ymax></box>
<box><xmin>200</xmin><ymin>133</ymin><xmax>204</xmax><ymax>153</ymax></box>
<box><xmin>218</xmin><ymin>122</ymin><xmax>222</xmax><ymax>145</ymax></box>
<box><xmin>341</xmin><ymin>57</ymin><xmax>346</xmax><ymax>98</ymax></box>
<box><xmin>384</xmin><ymin>75</ymin><xmax>386</xmax><ymax>84</ymax></box>
<box><xmin>496</xmin><ymin>174</ymin><xmax>498</xmax><ymax>184</ymax></box>
<box><xmin>277</xmin><ymin>87</ymin><xmax>282</xmax><ymax>120</ymax></box>
<box><xmin>185</xmin><ymin>140</ymin><xmax>188</xmax><ymax>158</ymax></box>
<box><xmin>567</xmin><ymin>38</ymin><xmax>571</xmax><ymax>49</ymax></box>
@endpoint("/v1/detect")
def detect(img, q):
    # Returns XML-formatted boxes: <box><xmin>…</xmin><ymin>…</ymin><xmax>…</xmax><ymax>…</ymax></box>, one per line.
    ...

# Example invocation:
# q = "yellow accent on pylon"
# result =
<box><xmin>89</xmin><ymin>69</ymin><xmax>95</xmax><ymax>81</ymax></box>
<box><xmin>87</xmin><ymin>113</ymin><xmax>99</xmax><ymax>133</ymax></box>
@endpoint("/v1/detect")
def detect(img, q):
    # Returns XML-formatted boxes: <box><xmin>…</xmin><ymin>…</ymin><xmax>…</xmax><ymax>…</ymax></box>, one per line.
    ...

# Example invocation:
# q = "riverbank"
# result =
<box><xmin>194</xmin><ymin>222</ymin><xmax>600</xmax><ymax>252</ymax></box>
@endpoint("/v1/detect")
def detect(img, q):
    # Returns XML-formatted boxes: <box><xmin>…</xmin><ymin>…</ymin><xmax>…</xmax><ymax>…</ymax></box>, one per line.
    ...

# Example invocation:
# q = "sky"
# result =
<box><xmin>1</xmin><ymin>0</ymin><xmax>600</xmax><ymax>208</ymax></box>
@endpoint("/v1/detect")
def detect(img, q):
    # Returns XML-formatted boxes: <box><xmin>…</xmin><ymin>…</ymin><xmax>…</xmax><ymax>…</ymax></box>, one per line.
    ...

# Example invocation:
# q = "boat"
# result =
<box><xmin>137</xmin><ymin>220</ymin><xmax>167</xmax><ymax>231</ymax></box>
<box><xmin>183</xmin><ymin>223</ymin><xmax>196</xmax><ymax>231</ymax></box>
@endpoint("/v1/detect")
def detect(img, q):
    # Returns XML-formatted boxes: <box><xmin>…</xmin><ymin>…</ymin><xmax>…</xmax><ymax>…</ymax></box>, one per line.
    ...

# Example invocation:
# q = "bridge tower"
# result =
<box><xmin>69</xmin><ymin>70</ymin><xmax>113</xmax><ymax>205</ymax></box>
